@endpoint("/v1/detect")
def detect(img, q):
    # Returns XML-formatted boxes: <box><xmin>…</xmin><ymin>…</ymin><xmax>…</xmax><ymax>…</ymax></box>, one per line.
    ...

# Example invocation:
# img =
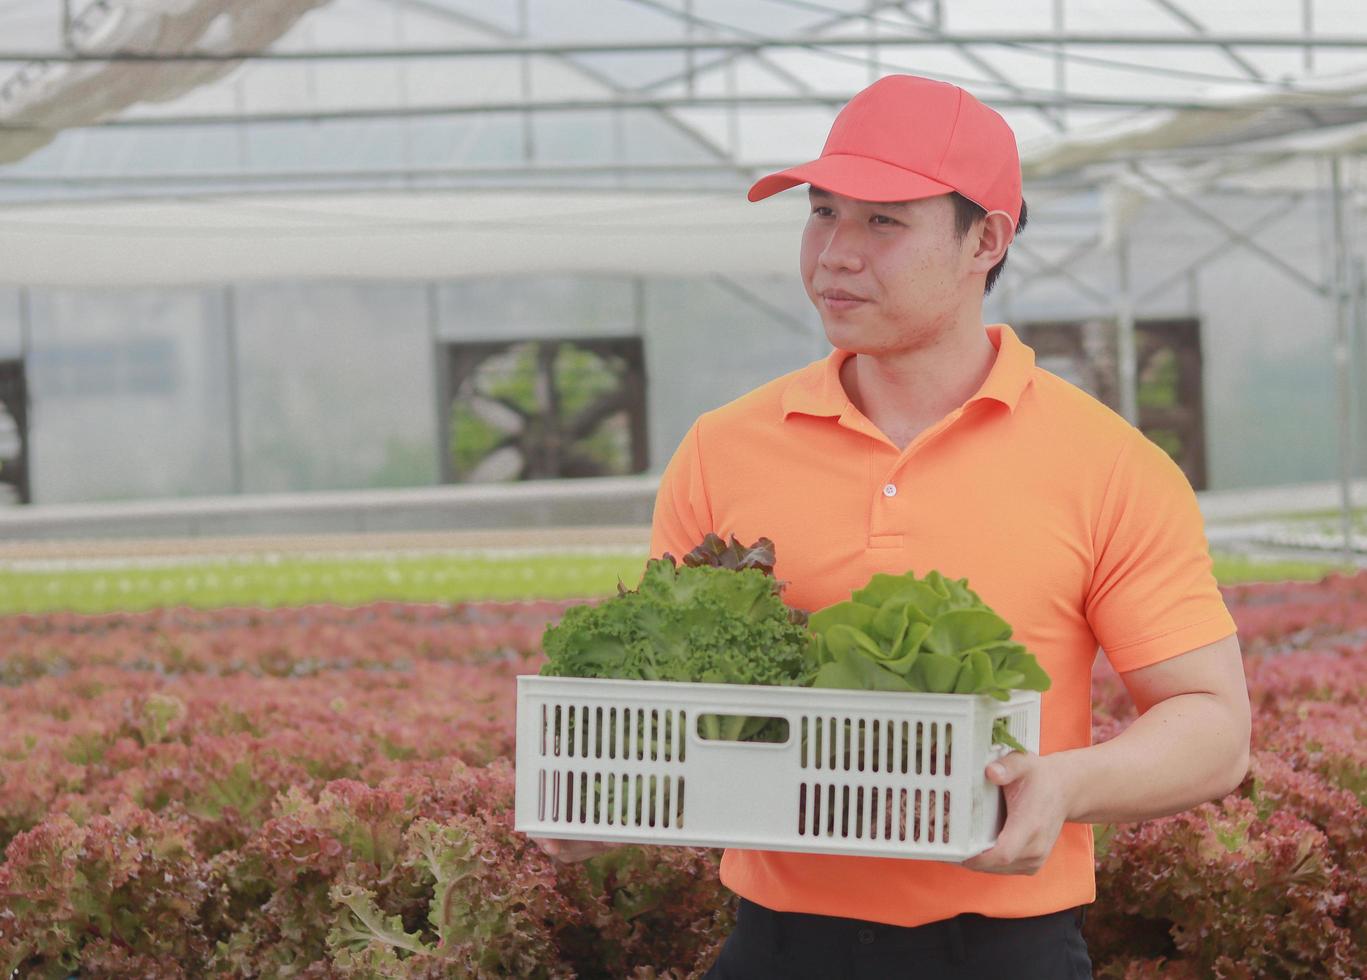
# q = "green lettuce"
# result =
<box><xmin>804</xmin><ymin>569</ymin><xmax>1050</xmax><ymax>753</ymax></box>
<box><xmin>539</xmin><ymin>554</ymin><xmax>812</xmax><ymax>741</ymax></box>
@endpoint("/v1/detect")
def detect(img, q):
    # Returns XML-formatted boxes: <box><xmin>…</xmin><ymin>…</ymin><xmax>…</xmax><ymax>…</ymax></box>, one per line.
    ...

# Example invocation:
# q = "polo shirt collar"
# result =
<box><xmin>780</xmin><ymin>323</ymin><xmax>1035</xmax><ymax>420</ymax></box>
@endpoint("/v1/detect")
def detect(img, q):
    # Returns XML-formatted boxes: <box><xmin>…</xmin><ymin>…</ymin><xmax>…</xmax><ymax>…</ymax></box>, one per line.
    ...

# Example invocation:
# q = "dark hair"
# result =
<box><xmin>950</xmin><ymin>192</ymin><xmax>1028</xmax><ymax>297</ymax></box>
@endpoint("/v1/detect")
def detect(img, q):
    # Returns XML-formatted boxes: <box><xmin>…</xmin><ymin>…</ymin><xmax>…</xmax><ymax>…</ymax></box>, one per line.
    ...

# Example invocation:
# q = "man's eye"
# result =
<box><xmin>871</xmin><ymin>214</ymin><xmax>898</xmax><ymax>226</ymax></box>
<box><xmin>811</xmin><ymin>206</ymin><xmax>834</xmax><ymax>217</ymax></box>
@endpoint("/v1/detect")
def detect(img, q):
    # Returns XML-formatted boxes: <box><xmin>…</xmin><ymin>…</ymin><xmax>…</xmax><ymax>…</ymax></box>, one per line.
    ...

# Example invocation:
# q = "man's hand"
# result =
<box><xmin>960</xmin><ymin>751</ymin><xmax>1070</xmax><ymax>876</ymax></box>
<box><xmin>532</xmin><ymin>836</ymin><xmax>621</xmax><ymax>864</ymax></box>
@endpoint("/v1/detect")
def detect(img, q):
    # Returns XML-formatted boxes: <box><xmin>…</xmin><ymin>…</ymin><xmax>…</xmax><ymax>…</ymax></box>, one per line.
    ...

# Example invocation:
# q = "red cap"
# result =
<box><xmin>747</xmin><ymin>74</ymin><xmax>1022</xmax><ymax>225</ymax></box>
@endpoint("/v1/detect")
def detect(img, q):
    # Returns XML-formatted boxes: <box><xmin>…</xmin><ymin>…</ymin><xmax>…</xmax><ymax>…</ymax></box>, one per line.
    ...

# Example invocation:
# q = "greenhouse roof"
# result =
<box><xmin>2</xmin><ymin>0</ymin><xmax>1367</xmax><ymax>283</ymax></box>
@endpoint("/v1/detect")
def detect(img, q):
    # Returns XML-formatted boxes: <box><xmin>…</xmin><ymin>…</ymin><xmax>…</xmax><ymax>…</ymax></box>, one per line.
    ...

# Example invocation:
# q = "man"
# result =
<box><xmin>538</xmin><ymin>74</ymin><xmax>1250</xmax><ymax>979</ymax></box>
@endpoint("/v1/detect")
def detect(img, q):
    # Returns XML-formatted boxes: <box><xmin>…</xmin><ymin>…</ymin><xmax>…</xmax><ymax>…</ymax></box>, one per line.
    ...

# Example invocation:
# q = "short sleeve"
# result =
<box><xmin>1085</xmin><ymin>432</ymin><xmax>1238</xmax><ymax>673</ymax></box>
<box><xmin>649</xmin><ymin>419</ymin><xmax>714</xmax><ymax>563</ymax></box>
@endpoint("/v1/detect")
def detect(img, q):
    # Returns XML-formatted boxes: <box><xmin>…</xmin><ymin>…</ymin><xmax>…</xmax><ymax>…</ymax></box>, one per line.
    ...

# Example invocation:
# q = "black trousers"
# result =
<box><xmin>702</xmin><ymin>897</ymin><xmax>1093</xmax><ymax>980</ymax></box>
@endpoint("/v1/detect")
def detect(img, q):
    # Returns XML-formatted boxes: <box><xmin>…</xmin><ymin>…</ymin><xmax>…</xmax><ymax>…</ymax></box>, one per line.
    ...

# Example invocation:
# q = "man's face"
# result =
<box><xmin>799</xmin><ymin>186</ymin><xmax>978</xmax><ymax>354</ymax></box>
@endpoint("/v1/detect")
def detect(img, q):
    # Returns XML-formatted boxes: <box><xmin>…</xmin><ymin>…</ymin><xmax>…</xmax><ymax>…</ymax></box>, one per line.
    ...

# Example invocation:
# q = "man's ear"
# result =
<box><xmin>971</xmin><ymin>211</ymin><xmax>1014</xmax><ymax>271</ymax></box>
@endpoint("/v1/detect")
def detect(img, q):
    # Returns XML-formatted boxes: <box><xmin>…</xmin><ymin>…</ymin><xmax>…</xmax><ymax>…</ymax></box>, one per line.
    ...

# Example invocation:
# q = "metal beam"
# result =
<box><xmin>1136</xmin><ymin>194</ymin><xmax>1306</xmax><ymax>303</ymax></box>
<box><xmin>391</xmin><ymin>0</ymin><xmax>747</xmax><ymax>179</ymax></box>
<box><xmin>892</xmin><ymin>1</ymin><xmax>1065</xmax><ymax>131</ymax></box>
<box><xmin>1144</xmin><ymin>0</ymin><xmax>1337</xmax><ymax>135</ymax></box>
<box><xmin>222</xmin><ymin>286</ymin><xmax>244</xmax><ymax>496</ymax></box>
<box><xmin>1328</xmin><ymin>156</ymin><xmax>1358</xmax><ymax>563</ymax></box>
<box><xmin>710</xmin><ymin>276</ymin><xmax>818</xmax><ymax>342</ymax></box>
<box><xmin>0</xmin><ymin>161</ymin><xmax>801</xmax><ymax>187</ymax></box>
<box><xmin>623</xmin><ymin>0</ymin><xmax>860</xmax><ymax>98</ymax></box>
<box><xmin>1145</xmin><ymin>0</ymin><xmax>1266</xmax><ymax>82</ymax></box>
<box><xmin>1002</xmin><ymin>233</ymin><xmax>1105</xmax><ymax>302</ymax></box>
<box><xmin>0</xmin><ymin>90</ymin><xmax>1316</xmax><ymax>133</ymax></box>
<box><xmin>639</xmin><ymin>0</ymin><xmax>968</xmax><ymax>97</ymax></box>
<box><xmin>3</xmin><ymin>32</ymin><xmax>1367</xmax><ymax>62</ymax></box>
<box><xmin>1128</xmin><ymin>165</ymin><xmax>1328</xmax><ymax>297</ymax></box>
<box><xmin>1114</xmin><ymin>225</ymin><xmax>1138</xmax><ymax>425</ymax></box>
<box><xmin>1007</xmin><ymin>238</ymin><xmax>1115</xmax><ymax>307</ymax></box>
<box><xmin>60</xmin><ymin>0</ymin><xmax>75</xmax><ymax>52</ymax></box>
<box><xmin>427</xmin><ymin>282</ymin><xmax>449</xmax><ymax>487</ymax></box>
<box><xmin>1303</xmin><ymin>0</ymin><xmax>1315</xmax><ymax>73</ymax></box>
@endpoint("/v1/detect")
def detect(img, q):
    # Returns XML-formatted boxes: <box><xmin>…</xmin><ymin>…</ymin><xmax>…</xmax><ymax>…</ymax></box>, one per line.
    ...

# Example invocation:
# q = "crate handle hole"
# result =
<box><xmin>696</xmin><ymin>714</ymin><xmax>789</xmax><ymax>744</ymax></box>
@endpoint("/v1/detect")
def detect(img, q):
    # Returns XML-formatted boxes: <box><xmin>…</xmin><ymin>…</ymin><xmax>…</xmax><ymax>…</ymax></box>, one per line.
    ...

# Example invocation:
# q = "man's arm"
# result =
<box><xmin>963</xmin><ymin>632</ymin><xmax>1251</xmax><ymax>875</ymax></box>
<box><xmin>1058</xmin><ymin>631</ymin><xmax>1250</xmax><ymax>823</ymax></box>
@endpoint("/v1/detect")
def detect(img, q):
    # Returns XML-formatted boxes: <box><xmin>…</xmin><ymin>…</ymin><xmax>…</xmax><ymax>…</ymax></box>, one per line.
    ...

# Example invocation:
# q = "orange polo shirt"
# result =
<box><xmin>648</xmin><ymin>322</ymin><xmax>1238</xmax><ymax>927</ymax></box>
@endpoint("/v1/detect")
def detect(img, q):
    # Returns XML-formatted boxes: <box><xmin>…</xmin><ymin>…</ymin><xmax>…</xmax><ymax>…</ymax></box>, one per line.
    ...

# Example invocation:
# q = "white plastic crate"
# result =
<box><xmin>515</xmin><ymin>675</ymin><xmax>1040</xmax><ymax>861</ymax></box>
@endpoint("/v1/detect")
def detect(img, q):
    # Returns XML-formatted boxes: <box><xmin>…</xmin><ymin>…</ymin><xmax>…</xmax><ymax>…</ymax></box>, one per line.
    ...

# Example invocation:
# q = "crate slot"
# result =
<box><xmin>800</xmin><ymin>782</ymin><xmax>915</xmax><ymax>841</ymax></box>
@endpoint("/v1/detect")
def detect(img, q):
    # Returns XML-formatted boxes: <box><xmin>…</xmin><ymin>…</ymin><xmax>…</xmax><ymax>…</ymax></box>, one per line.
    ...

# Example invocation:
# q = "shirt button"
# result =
<box><xmin>857</xmin><ymin>927</ymin><xmax>876</xmax><ymax>945</ymax></box>
<box><xmin>882</xmin><ymin>483</ymin><xmax>897</xmax><ymax>497</ymax></box>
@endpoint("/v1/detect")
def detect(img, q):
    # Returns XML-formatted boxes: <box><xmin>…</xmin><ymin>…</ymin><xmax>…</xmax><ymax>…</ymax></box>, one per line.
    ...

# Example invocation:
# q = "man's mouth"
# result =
<box><xmin>820</xmin><ymin>288</ymin><xmax>868</xmax><ymax>310</ymax></box>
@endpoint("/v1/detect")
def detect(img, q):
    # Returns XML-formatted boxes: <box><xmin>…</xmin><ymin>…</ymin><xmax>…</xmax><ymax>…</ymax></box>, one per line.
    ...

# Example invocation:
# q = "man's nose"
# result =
<box><xmin>819</xmin><ymin>221</ymin><xmax>865</xmax><ymax>272</ymax></box>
